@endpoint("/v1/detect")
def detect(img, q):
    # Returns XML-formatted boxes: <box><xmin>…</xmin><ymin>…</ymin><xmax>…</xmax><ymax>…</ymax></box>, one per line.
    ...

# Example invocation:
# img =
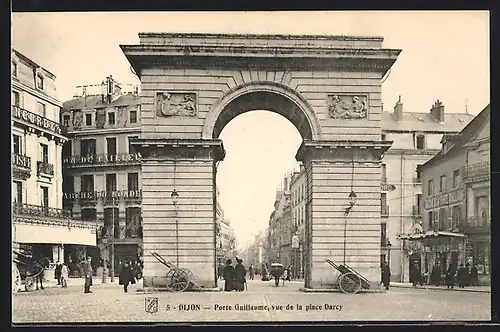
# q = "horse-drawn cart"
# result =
<box><xmin>325</xmin><ymin>259</ymin><xmax>371</xmax><ymax>294</ymax></box>
<box><xmin>12</xmin><ymin>250</ymin><xmax>48</xmax><ymax>293</ymax></box>
<box><xmin>150</xmin><ymin>251</ymin><xmax>197</xmax><ymax>292</ymax></box>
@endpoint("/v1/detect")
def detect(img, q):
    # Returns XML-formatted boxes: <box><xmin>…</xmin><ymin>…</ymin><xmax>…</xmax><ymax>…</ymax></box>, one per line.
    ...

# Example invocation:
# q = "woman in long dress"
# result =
<box><xmin>223</xmin><ymin>259</ymin><xmax>234</xmax><ymax>292</ymax></box>
<box><xmin>234</xmin><ymin>258</ymin><xmax>246</xmax><ymax>292</ymax></box>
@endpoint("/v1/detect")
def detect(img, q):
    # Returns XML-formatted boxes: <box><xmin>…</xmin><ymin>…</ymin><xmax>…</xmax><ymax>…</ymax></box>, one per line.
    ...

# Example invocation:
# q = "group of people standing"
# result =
<box><xmin>222</xmin><ymin>258</ymin><xmax>247</xmax><ymax>291</ymax></box>
<box><xmin>54</xmin><ymin>261</ymin><xmax>70</xmax><ymax>288</ymax></box>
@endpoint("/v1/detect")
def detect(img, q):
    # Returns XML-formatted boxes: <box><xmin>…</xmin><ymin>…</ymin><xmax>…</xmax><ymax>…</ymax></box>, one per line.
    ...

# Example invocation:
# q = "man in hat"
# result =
<box><xmin>82</xmin><ymin>256</ymin><xmax>93</xmax><ymax>293</ymax></box>
<box><xmin>234</xmin><ymin>258</ymin><xmax>247</xmax><ymax>292</ymax></box>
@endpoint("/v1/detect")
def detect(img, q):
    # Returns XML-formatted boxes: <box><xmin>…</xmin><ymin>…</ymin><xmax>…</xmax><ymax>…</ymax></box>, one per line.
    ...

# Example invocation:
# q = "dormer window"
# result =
<box><xmin>12</xmin><ymin>61</ymin><xmax>18</xmax><ymax>77</ymax></box>
<box><xmin>36</xmin><ymin>73</ymin><xmax>45</xmax><ymax>90</ymax></box>
<box><xmin>415</xmin><ymin>134</ymin><xmax>425</xmax><ymax>150</ymax></box>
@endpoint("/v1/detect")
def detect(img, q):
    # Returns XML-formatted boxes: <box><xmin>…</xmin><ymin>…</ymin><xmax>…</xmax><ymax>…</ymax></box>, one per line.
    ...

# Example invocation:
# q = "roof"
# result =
<box><xmin>62</xmin><ymin>93</ymin><xmax>140</xmax><ymax>111</ymax></box>
<box><xmin>12</xmin><ymin>48</ymin><xmax>57</xmax><ymax>79</ymax></box>
<box><xmin>382</xmin><ymin>111</ymin><xmax>474</xmax><ymax>133</ymax></box>
<box><xmin>420</xmin><ymin>104</ymin><xmax>490</xmax><ymax>169</ymax></box>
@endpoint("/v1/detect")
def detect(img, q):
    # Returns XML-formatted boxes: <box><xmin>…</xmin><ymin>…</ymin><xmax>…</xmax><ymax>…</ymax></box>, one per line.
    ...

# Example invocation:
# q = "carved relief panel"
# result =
<box><xmin>156</xmin><ymin>92</ymin><xmax>197</xmax><ymax>117</ymax></box>
<box><xmin>327</xmin><ymin>94</ymin><xmax>368</xmax><ymax>119</ymax></box>
<box><xmin>72</xmin><ymin>111</ymin><xmax>83</xmax><ymax>129</ymax></box>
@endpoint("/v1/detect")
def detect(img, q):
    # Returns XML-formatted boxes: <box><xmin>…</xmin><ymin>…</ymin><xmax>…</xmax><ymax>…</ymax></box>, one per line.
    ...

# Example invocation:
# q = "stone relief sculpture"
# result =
<box><xmin>156</xmin><ymin>92</ymin><xmax>197</xmax><ymax>117</ymax></box>
<box><xmin>328</xmin><ymin>95</ymin><xmax>368</xmax><ymax>119</ymax></box>
<box><xmin>72</xmin><ymin>111</ymin><xmax>83</xmax><ymax>129</ymax></box>
<box><xmin>96</xmin><ymin>108</ymin><xmax>107</xmax><ymax>129</ymax></box>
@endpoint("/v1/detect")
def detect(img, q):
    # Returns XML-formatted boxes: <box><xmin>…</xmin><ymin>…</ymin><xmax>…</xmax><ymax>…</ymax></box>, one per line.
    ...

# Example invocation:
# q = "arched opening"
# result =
<box><xmin>210</xmin><ymin>87</ymin><xmax>316</xmax><ymax>289</ymax></box>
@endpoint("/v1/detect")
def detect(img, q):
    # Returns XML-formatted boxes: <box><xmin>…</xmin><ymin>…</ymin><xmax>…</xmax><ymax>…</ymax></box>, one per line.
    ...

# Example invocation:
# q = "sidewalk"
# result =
<box><xmin>40</xmin><ymin>277</ymin><xmax>122</xmax><ymax>289</ymax></box>
<box><xmin>391</xmin><ymin>282</ymin><xmax>491</xmax><ymax>293</ymax></box>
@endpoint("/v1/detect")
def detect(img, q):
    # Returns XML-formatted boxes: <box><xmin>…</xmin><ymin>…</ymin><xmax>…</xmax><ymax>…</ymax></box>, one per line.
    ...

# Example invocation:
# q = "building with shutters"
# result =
<box><xmin>12</xmin><ymin>48</ymin><xmax>96</xmax><ymax>273</ymax></box>
<box><xmin>60</xmin><ymin>76</ymin><xmax>142</xmax><ymax>275</ymax></box>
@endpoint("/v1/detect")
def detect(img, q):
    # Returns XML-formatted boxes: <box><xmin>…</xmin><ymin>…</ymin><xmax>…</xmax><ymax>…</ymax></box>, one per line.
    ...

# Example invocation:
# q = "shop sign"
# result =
<box><xmin>381</xmin><ymin>183</ymin><xmax>396</xmax><ymax>192</ymax></box>
<box><xmin>424</xmin><ymin>188</ymin><xmax>465</xmax><ymax>210</ymax></box>
<box><xmin>63</xmin><ymin>189</ymin><xmax>142</xmax><ymax>200</ymax></box>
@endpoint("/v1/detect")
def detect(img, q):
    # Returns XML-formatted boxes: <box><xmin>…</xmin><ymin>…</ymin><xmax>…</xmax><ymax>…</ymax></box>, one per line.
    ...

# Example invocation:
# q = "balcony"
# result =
<box><xmin>13</xmin><ymin>203</ymin><xmax>72</xmax><ymax>221</ymax></box>
<box><xmin>381</xmin><ymin>205</ymin><xmax>389</xmax><ymax>218</ymax></box>
<box><xmin>37</xmin><ymin>161</ymin><xmax>54</xmax><ymax>177</ymax></box>
<box><xmin>458</xmin><ymin>217</ymin><xmax>491</xmax><ymax>235</ymax></box>
<box><xmin>12</xmin><ymin>153</ymin><xmax>31</xmax><ymax>180</ymax></box>
<box><xmin>12</xmin><ymin>106</ymin><xmax>65</xmax><ymax>138</ymax></box>
<box><xmin>412</xmin><ymin>205</ymin><xmax>422</xmax><ymax>218</ymax></box>
<box><xmin>463</xmin><ymin>162</ymin><xmax>490</xmax><ymax>183</ymax></box>
<box><xmin>63</xmin><ymin>153</ymin><xmax>142</xmax><ymax>168</ymax></box>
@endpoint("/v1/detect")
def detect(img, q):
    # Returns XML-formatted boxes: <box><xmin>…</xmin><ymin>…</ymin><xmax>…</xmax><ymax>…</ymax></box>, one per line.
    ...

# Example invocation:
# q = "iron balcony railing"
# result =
<box><xmin>12</xmin><ymin>105</ymin><xmax>65</xmax><ymax>136</ymax></box>
<box><xmin>37</xmin><ymin>161</ymin><xmax>54</xmax><ymax>176</ymax></box>
<box><xmin>63</xmin><ymin>153</ymin><xmax>142</xmax><ymax>167</ymax></box>
<box><xmin>462</xmin><ymin>161</ymin><xmax>490</xmax><ymax>183</ymax></box>
<box><xmin>458</xmin><ymin>217</ymin><xmax>491</xmax><ymax>234</ymax></box>
<box><xmin>12</xmin><ymin>202</ymin><xmax>72</xmax><ymax>219</ymax></box>
<box><xmin>12</xmin><ymin>153</ymin><xmax>31</xmax><ymax>170</ymax></box>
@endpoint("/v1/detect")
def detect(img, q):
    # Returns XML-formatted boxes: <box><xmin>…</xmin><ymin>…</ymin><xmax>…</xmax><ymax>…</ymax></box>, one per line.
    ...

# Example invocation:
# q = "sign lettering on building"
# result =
<box><xmin>423</xmin><ymin>188</ymin><xmax>465</xmax><ymax>211</ymax></box>
<box><xmin>12</xmin><ymin>106</ymin><xmax>63</xmax><ymax>135</ymax></box>
<box><xmin>63</xmin><ymin>153</ymin><xmax>142</xmax><ymax>165</ymax></box>
<box><xmin>63</xmin><ymin>189</ymin><xmax>142</xmax><ymax>200</ymax></box>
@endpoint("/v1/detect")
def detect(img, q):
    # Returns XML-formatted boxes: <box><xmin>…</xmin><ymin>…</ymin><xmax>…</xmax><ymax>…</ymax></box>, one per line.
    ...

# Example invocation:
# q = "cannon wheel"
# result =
<box><xmin>12</xmin><ymin>265</ymin><xmax>21</xmax><ymax>293</ymax></box>
<box><xmin>339</xmin><ymin>272</ymin><xmax>362</xmax><ymax>294</ymax></box>
<box><xmin>166</xmin><ymin>269</ymin><xmax>190</xmax><ymax>292</ymax></box>
<box><xmin>25</xmin><ymin>276</ymin><xmax>35</xmax><ymax>292</ymax></box>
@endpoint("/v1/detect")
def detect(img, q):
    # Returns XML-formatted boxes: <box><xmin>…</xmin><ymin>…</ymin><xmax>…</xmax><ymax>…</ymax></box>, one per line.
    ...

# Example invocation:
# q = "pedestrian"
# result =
<box><xmin>470</xmin><ymin>264</ymin><xmax>479</xmax><ymax>286</ymax></box>
<box><xmin>223</xmin><ymin>259</ymin><xmax>234</xmax><ymax>291</ymax></box>
<box><xmin>465</xmin><ymin>263</ymin><xmax>472</xmax><ymax>286</ymax></box>
<box><xmin>234</xmin><ymin>258</ymin><xmax>246</xmax><ymax>292</ymax></box>
<box><xmin>270</xmin><ymin>265</ymin><xmax>283</xmax><ymax>287</ymax></box>
<box><xmin>410</xmin><ymin>262</ymin><xmax>421</xmax><ymax>287</ymax></box>
<box><xmin>445</xmin><ymin>264</ymin><xmax>456</xmax><ymax>289</ymax></box>
<box><xmin>60</xmin><ymin>263</ymin><xmax>69</xmax><ymax>288</ymax></box>
<box><xmin>119</xmin><ymin>261</ymin><xmax>136</xmax><ymax>293</ymax></box>
<box><xmin>54</xmin><ymin>261</ymin><xmax>62</xmax><ymax>285</ymax></box>
<box><xmin>82</xmin><ymin>256</ymin><xmax>93</xmax><ymax>294</ymax></box>
<box><xmin>457</xmin><ymin>263</ymin><xmax>468</xmax><ymax>288</ymax></box>
<box><xmin>248</xmin><ymin>264</ymin><xmax>254</xmax><ymax>280</ymax></box>
<box><xmin>381</xmin><ymin>260</ymin><xmax>391</xmax><ymax>290</ymax></box>
<box><xmin>430</xmin><ymin>263</ymin><xmax>441</xmax><ymax>286</ymax></box>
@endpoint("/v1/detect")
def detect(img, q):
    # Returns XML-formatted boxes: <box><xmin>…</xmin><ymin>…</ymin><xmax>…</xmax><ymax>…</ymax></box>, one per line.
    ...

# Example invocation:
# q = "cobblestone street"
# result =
<box><xmin>12</xmin><ymin>279</ymin><xmax>491</xmax><ymax>323</ymax></box>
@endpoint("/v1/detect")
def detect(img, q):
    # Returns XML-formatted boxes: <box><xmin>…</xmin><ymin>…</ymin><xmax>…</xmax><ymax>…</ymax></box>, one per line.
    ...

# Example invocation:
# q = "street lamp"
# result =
<box><xmin>344</xmin><ymin>190</ymin><xmax>357</xmax><ymax>265</ymax></box>
<box><xmin>171</xmin><ymin>189</ymin><xmax>180</xmax><ymax>267</ymax></box>
<box><xmin>386</xmin><ymin>240</ymin><xmax>392</xmax><ymax>267</ymax></box>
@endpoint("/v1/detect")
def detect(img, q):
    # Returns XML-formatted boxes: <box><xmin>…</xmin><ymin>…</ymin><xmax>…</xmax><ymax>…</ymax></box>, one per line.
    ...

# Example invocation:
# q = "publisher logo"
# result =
<box><xmin>145</xmin><ymin>297</ymin><xmax>159</xmax><ymax>314</ymax></box>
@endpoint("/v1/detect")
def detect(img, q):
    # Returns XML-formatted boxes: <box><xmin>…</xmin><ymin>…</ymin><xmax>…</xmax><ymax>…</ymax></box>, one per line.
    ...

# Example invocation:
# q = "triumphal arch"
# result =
<box><xmin>121</xmin><ymin>33</ymin><xmax>401</xmax><ymax>289</ymax></box>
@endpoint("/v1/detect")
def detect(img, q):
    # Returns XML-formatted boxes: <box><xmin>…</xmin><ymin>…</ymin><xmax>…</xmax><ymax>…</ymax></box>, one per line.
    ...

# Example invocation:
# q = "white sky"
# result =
<box><xmin>12</xmin><ymin>11</ymin><xmax>490</xmax><ymax>250</ymax></box>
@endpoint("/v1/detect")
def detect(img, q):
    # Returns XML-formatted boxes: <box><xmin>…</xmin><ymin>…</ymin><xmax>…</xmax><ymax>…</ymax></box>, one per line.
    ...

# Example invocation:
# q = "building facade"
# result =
<box><xmin>382</xmin><ymin>98</ymin><xmax>474</xmax><ymax>282</ymax></box>
<box><xmin>268</xmin><ymin>175</ymin><xmax>293</xmax><ymax>266</ymax></box>
<box><xmin>413</xmin><ymin>105</ymin><xmax>490</xmax><ymax>285</ymax></box>
<box><xmin>290</xmin><ymin>165</ymin><xmax>306</xmax><ymax>278</ymax></box>
<box><xmin>12</xmin><ymin>49</ymin><xmax>96</xmax><ymax>275</ymax></box>
<box><xmin>60</xmin><ymin>76</ymin><xmax>142</xmax><ymax>274</ymax></box>
<box><xmin>215</xmin><ymin>189</ymin><xmax>236</xmax><ymax>266</ymax></box>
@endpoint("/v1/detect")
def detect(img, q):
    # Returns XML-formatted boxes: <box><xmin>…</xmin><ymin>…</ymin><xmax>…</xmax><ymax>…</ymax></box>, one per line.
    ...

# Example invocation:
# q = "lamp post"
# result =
<box><xmin>343</xmin><ymin>190</ymin><xmax>357</xmax><ymax>265</ymax></box>
<box><xmin>110</xmin><ymin>195</ymin><xmax>116</xmax><ymax>283</ymax></box>
<box><xmin>387</xmin><ymin>240</ymin><xmax>392</xmax><ymax>268</ymax></box>
<box><xmin>171</xmin><ymin>189</ymin><xmax>179</xmax><ymax>267</ymax></box>
<box><xmin>102</xmin><ymin>236</ymin><xmax>108</xmax><ymax>283</ymax></box>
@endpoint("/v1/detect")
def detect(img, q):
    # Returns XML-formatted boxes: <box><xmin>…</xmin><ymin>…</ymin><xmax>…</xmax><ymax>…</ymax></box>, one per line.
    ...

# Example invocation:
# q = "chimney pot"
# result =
<box><xmin>430</xmin><ymin>100</ymin><xmax>445</xmax><ymax>123</ymax></box>
<box><xmin>394</xmin><ymin>96</ymin><xmax>403</xmax><ymax>121</ymax></box>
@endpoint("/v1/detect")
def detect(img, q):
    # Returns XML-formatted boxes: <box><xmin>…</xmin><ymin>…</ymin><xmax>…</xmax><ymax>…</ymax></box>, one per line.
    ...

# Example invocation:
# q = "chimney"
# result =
<box><xmin>283</xmin><ymin>176</ymin><xmax>288</xmax><ymax>191</ymax></box>
<box><xmin>430</xmin><ymin>100</ymin><xmax>445</xmax><ymax>123</ymax></box>
<box><xmin>393</xmin><ymin>95</ymin><xmax>403</xmax><ymax>121</ymax></box>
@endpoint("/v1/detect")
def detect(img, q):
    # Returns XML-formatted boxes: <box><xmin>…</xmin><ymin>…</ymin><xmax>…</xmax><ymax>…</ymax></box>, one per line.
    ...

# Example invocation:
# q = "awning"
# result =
<box><xmin>13</xmin><ymin>219</ymin><xmax>97</xmax><ymax>246</ymax></box>
<box><xmin>398</xmin><ymin>231</ymin><xmax>466</xmax><ymax>241</ymax></box>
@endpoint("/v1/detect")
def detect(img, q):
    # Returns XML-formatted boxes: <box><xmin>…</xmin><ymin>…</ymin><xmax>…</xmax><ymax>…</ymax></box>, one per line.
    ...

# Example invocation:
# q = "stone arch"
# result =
<box><xmin>202</xmin><ymin>81</ymin><xmax>322</xmax><ymax>140</ymax></box>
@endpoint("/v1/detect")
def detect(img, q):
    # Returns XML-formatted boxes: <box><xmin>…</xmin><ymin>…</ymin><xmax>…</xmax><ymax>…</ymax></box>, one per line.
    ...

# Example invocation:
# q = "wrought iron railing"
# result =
<box><xmin>12</xmin><ymin>153</ymin><xmax>31</xmax><ymax>169</ymax></box>
<box><xmin>12</xmin><ymin>106</ymin><xmax>65</xmax><ymax>136</ymax></box>
<box><xmin>63</xmin><ymin>153</ymin><xmax>142</xmax><ymax>166</ymax></box>
<box><xmin>463</xmin><ymin>161</ymin><xmax>490</xmax><ymax>182</ymax></box>
<box><xmin>37</xmin><ymin>161</ymin><xmax>54</xmax><ymax>176</ymax></box>
<box><xmin>12</xmin><ymin>203</ymin><xmax>72</xmax><ymax>219</ymax></box>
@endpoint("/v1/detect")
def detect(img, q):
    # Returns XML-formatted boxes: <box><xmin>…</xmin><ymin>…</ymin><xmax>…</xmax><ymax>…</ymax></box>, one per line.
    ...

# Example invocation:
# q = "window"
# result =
<box><xmin>453</xmin><ymin>169</ymin><xmax>460</xmax><ymax>188</ymax></box>
<box><xmin>381</xmin><ymin>164</ymin><xmax>387</xmax><ymax>183</ymax></box>
<box><xmin>108</xmin><ymin>112</ymin><xmax>115</xmax><ymax>125</ymax></box>
<box><xmin>381</xmin><ymin>134</ymin><xmax>386</xmax><ymax>141</ymax></box>
<box><xmin>128</xmin><ymin>136</ymin><xmax>138</xmax><ymax>154</ymax></box>
<box><xmin>63</xmin><ymin>175</ymin><xmax>74</xmax><ymax>193</ymax></box>
<box><xmin>130</xmin><ymin>110</ymin><xmax>137</xmax><ymax>123</ymax></box>
<box><xmin>40</xmin><ymin>143</ymin><xmax>49</xmax><ymax>163</ymax></box>
<box><xmin>36</xmin><ymin>74</ymin><xmax>44</xmax><ymax>90</ymax></box>
<box><xmin>439</xmin><ymin>175</ymin><xmax>446</xmax><ymax>192</ymax></box>
<box><xmin>37</xmin><ymin>101</ymin><xmax>46</xmax><ymax>117</ymax></box>
<box><xmin>80</xmin><ymin>139</ymin><xmax>96</xmax><ymax>156</ymax></box>
<box><xmin>428</xmin><ymin>180</ymin><xmax>434</xmax><ymax>196</ymax></box>
<box><xmin>41</xmin><ymin>186</ymin><xmax>49</xmax><ymax>208</ymax></box>
<box><xmin>451</xmin><ymin>205</ymin><xmax>461</xmax><ymax>229</ymax></box>
<box><xmin>85</xmin><ymin>113</ymin><xmax>92</xmax><ymax>126</ymax></box>
<box><xmin>439</xmin><ymin>207</ymin><xmax>446</xmax><ymax>230</ymax></box>
<box><xmin>434</xmin><ymin>209</ymin><xmax>440</xmax><ymax>231</ymax></box>
<box><xmin>106</xmin><ymin>174</ymin><xmax>117</xmax><ymax>193</ymax></box>
<box><xmin>381</xmin><ymin>193</ymin><xmax>388</xmax><ymax>216</ymax></box>
<box><xmin>128</xmin><ymin>173</ymin><xmax>139</xmax><ymax>191</ymax></box>
<box><xmin>81</xmin><ymin>208</ymin><xmax>97</xmax><ymax>222</ymax></box>
<box><xmin>14</xmin><ymin>181</ymin><xmax>23</xmax><ymax>204</ymax></box>
<box><xmin>12</xmin><ymin>61</ymin><xmax>18</xmax><ymax>77</ymax></box>
<box><xmin>106</xmin><ymin>137</ymin><xmax>117</xmax><ymax>155</ymax></box>
<box><xmin>416</xmin><ymin>194</ymin><xmax>422</xmax><ymax>214</ymax></box>
<box><xmin>62</xmin><ymin>141</ymin><xmax>72</xmax><ymax>158</ymax></box>
<box><xmin>12</xmin><ymin>91</ymin><xmax>20</xmax><ymax>107</ymax></box>
<box><xmin>81</xmin><ymin>175</ymin><xmax>94</xmax><ymax>193</ymax></box>
<box><xmin>380</xmin><ymin>223</ymin><xmax>387</xmax><ymax>247</ymax></box>
<box><xmin>63</xmin><ymin>115</ymin><xmax>70</xmax><ymax>127</ymax></box>
<box><xmin>415</xmin><ymin>164</ymin><xmax>422</xmax><ymax>182</ymax></box>
<box><xmin>428</xmin><ymin>211</ymin><xmax>434</xmax><ymax>230</ymax></box>
<box><xmin>416</xmin><ymin>134</ymin><xmax>425</xmax><ymax>149</ymax></box>
<box><xmin>13</xmin><ymin>135</ymin><xmax>21</xmax><ymax>154</ymax></box>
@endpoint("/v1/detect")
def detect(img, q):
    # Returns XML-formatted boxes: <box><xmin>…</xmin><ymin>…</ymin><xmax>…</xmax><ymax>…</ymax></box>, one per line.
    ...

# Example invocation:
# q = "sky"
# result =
<box><xmin>11</xmin><ymin>11</ymin><xmax>490</xmax><ymax>251</ymax></box>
